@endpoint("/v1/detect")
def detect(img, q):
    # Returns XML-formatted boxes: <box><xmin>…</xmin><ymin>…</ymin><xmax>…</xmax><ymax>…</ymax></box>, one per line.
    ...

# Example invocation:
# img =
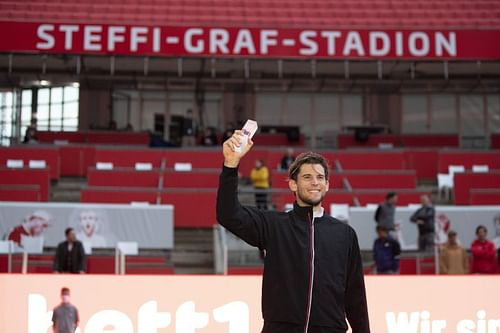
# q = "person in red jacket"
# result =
<box><xmin>470</xmin><ymin>225</ymin><xmax>497</xmax><ymax>274</ymax></box>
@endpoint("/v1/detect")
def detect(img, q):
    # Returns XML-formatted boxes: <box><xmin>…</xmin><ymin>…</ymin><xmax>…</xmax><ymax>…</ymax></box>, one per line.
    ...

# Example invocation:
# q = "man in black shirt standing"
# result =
<box><xmin>53</xmin><ymin>228</ymin><xmax>86</xmax><ymax>274</ymax></box>
<box><xmin>217</xmin><ymin>130</ymin><xmax>370</xmax><ymax>333</ymax></box>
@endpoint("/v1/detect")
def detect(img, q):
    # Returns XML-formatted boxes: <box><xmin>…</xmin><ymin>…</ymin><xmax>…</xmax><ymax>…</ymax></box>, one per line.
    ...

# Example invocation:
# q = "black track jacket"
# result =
<box><xmin>216</xmin><ymin>166</ymin><xmax>370</xmax><ymax>333</ymax></box>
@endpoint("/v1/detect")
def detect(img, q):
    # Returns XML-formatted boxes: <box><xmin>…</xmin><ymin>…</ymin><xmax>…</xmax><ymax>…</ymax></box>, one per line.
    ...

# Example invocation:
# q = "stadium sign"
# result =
<box><xmin>1</xmin><ymin>275</ymin><xmax>499</xmax><ymax>333</ymax></box>
<box><xmin>1</xmin><ymin>22</ymin><xmax>500</xmax><ymax>59</ymax></box>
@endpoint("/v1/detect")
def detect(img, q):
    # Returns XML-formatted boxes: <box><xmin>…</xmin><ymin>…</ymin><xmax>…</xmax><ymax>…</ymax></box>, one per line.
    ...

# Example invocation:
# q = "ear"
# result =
<box><xmin>325</xmin><ymin>179</ymin><xmax>330</xmax><ymax>192</ymax></box>
<box><xmin>288</xmin><ymin>178</ymin><xmax>297</xmax><ymax>192</ymax></box>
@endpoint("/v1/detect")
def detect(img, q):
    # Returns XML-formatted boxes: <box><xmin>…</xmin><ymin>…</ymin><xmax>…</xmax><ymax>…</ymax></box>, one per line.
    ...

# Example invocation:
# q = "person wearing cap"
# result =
<box><xmin>53</xmin><ymin>228</ymin><xmax>86</xmax><ymax>274</ymax></box>
<box><xmin>7</xmin><ymin>210</ymin><xmax>51</xmax><ymax>247</ymax></box>
<box><xmin>52</xmin><ymin>287</ymin><xmax>79</xmax><ymax>333</ymax></box>
<box><xmin>439</xmin><ymin>230</ymin><xmax>469</xmax><ymax>274</ymax></box>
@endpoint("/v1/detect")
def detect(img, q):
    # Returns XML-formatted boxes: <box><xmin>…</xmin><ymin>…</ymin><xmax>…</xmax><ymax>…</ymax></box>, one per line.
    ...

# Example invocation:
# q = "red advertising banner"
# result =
<box><xmin>0</xmin><ymin>275</ymin><xmax>499</xmax><ymax>333</ymax></box>
<box><xmin>1</xmin><ymin>21</ymin><xmax>500</xmax><ymax>60</ymax></box>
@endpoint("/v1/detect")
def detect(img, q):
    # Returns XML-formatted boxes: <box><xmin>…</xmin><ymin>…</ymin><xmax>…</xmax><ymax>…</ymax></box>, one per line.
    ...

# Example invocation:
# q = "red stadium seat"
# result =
<box><xmin>81</xmin><ymin>187</ymin><xmax>159</xmax><ymax>204</ymax></box>
<box><xmin>0</xmin><ymin>146</ymin><xmax>60</xmax><ymax>180</ymax></box>
<box><xmin>453</xmin><ymin>172</ymin><xmax>500</xmax><ymax>205</ymax></box>
<box><xmin>0</xmin><ymin>185</ymin><xmax>41</xmax><ymax>202</ymax></box>
<box><xmin>0</xmin><ymin>168</ymin><xmax>50</xmax><ymax>201</ymax></box>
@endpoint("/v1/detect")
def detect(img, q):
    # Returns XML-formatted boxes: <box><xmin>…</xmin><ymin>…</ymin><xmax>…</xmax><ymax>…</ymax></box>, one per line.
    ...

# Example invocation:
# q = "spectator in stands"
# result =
<box><xmin>250</xmin><ymin>159</ymin><xmax>270</xmax><ymax>210</ymax></box>
<box><xmin>373</xmin><ymin>225</ymin><xmax>401</xmax><ymax>274</ymax></box>
<box><xmin>374</xmin><ymin>192</ymin><xmax>398</xmax><ymax>237</ymax></box>
<box><xmin>470</xmin><ymin>225</ymin><xmax>497</xmax><ymax>274</ymax></box>
<box><xmin>108</xmin><ymin>120</ymin><xmax>117</xmax><ymax>130</ymax></box>
<box><xmin>218</xmin><ymin>133</ymin><xmax>370</xmax><ymax>332</ymax></box>
<box><xmin>280</xmin><ymin>147</ymin><xmax>296</xmax><ymax>171</ymax></box>
<box><xmin>410</xmin><ymin>195</ymin><xmax>435</xmax><ymax>252</ymax></box>
<box><xmin>22</xmin><ymin>125</ymin><xmax>38</xmax><ymax>144</ymax></box>
<box><xmin>7</xmin><ymin>210</ymin><xmax>51</xmax><ymax>248</ymax></box>
<box><xmin>201</xmin><ymin>127</ymin><xmax>218</xmax><ymax>146</ymax></box>
<box><xmin>439</xmin><ymin>230</ymin><xmax>469</xmax><ymax>274</ymax></box>
<box><xmin>52</xmin><ymin>287</ymin><xmax>79</xmax><ymax>333</ymax></box>
<box><xmin>181</xmin><ymin>108</ymin><xmax>197</xmax><ymax>147</ymax></box>
<box><xmin>53</xmin><ymin>228</ymin><xmax>86</xmax><ymax>274</ymax></box>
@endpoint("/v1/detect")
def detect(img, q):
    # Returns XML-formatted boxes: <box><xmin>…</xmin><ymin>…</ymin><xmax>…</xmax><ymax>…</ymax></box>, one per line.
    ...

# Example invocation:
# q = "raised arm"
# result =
<box><xmin>216</xmin><ymin>131</ymin><xmax>270</xmax><ymax>249</ymax></box>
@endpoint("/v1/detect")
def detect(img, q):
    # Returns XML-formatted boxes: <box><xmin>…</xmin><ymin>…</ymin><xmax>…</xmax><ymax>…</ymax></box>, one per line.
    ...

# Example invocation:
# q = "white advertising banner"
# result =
<box><xmin>347</xmin><ymin>206</ymin><xmax>500</xmax><ymax>251</ymax></box>
<box><xmin>0</xmin><ymin>202</ymin><xmax>174</xmax><ymax>250</ymax></box>
<box><xmin>0</xmin><ymin>275</ymin><xmax>499</xmax><ymax>333</ymax></box>
<box><xmin>226</xmin><ymin>206</ymin><xmax>500</xmax><ymax>251</ymax></box>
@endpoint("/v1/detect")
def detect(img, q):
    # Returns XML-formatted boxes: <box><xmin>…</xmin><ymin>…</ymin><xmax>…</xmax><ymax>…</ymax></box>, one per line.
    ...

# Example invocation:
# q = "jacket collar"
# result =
<box><xmin>293</xmin><ymin>201</ymin><xmax>324</xmax><ymax>219</ymax></box>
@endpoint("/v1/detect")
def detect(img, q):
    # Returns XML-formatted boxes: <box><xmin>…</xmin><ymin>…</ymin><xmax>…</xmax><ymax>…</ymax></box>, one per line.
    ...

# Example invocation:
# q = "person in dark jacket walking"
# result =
<box><xmin>53</xmin><ymin>228</ymin><xmax>86</xmax><ymax>274</ymax></box>
<box><xmin>373</xmin><ymin>226</ymin><xmax>401</xmax><ymax>274</ymax></box>
<box><xmin>410</xmin><ymin>195</ymin><xmax>435</xmax><ymax>252</ymax></box>
<box><xmin>217</xmin><ymin>130</ymin><xmax>370</xmax><ymax>333</ymax></box>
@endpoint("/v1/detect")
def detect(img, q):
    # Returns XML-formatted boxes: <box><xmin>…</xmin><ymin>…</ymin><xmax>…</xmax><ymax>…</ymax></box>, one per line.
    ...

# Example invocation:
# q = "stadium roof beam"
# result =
<box><xmin>277</xmin><ymin>60</ymin><xmax>283</xmax><ymax>79</ymax></box>
<box><xmin>210</xmin><ymin>58</ymin><xmax>216</xmax><ymax>78</ymax></box>
<box><xmin>8</xmin><ymin>54</ymin><xmax>13</xmax><ymax>74</ymax></box>
<box><xmin>144</xmin><ymin>57</ymin><xmax>149</xmax><ymax>76</ymax></box>
<box><xmin>344</xmin><ymin>60</ymin><xmax>350</xmax><ymax>80</ymax></box>
<box><xmin>311</xmin><ymin>60</ymin><xmax>317</xmax><ymax>79</ymax></box>
<box><xmin>110</xmin><ymin>56</ymin><xmax>115</xmax><ymax>76</ymax></box>
<box><xmin>177</xmin><ymin>58</ymin><xmax>183</xmax><ymax>77</ymax></box>
<box><xmin>42</xmin><ymin>55</ymin><xmax>47</xmax><ymax>75</ymax></box>
<box><xmin>244</xmin><ymin>59</ymin><xmax>250</xmax><ymax>79</ymax></box>
<box><xmin>76</xmin><ymin>56</ymin><xmax>81</xmax><ymax>75</ymax></box>
<box><xmin>444</xmin><ymin>61</ymin><xmax>449</xmax><ymax>80</ymax></box>
<box><xmin>377</xmin><ymin>61</ymin><xmax>383</xmax><ymax>80</ymax></box>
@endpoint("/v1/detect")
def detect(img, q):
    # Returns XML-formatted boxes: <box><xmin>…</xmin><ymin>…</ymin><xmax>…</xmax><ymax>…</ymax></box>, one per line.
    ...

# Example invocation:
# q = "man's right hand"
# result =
<box><xmin>223</xmin><ymin>130</ymin><xmax>254</xmax><ymax>168</ymax></box>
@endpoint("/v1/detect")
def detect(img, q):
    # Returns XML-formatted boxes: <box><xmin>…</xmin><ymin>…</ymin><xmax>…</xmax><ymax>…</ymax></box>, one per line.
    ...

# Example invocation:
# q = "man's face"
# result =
<box><xmin>389</xmin><ymin>195</ymin><xmax>398</xmax><ymax>206</ymax></box>
<box><xmin>80</xmin><ymin>211</ymin><xmax>98</xmax><ymax>237</ymax></box>
<box><xmin>448</xmin><ymin>234</ymin><xmax>457</xmax><ymax>245</ymax></box>
<box><xmin>61</xmin><ymin>292</ymin><xmax>70</xmax><ymax>304</ymax></box>
<box><xmin>377</xmin><ymin>229</ymin><xmax>388</xmax><ymax>238</ymax></box>
<box><xmin>477</xmin><ymin>228</ymin><xmax>487</xmax><ymax>241</ymax></box>
<box><xmin>67</xmin><ymin>230</ymin><xmax>76</xmax><ymax>242</ymax></box>
<box><xmin>289</xmin><ymin>163</ymin><xmax>329</xmax><ymax>207</ymax></box>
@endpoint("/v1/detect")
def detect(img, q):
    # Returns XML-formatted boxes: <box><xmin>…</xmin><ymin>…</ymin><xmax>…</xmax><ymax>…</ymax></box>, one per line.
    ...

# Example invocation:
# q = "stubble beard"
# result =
<box><xmin>297</xmin><ymin>191</ymin><xmax>325</xmax><ymax>207</ymax></box>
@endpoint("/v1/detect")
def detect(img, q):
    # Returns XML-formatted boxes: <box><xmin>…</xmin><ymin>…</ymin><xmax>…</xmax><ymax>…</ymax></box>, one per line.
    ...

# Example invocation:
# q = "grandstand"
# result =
<box><xmin>0</xmin><ymin>0</ymin><xmax>499</xmax><ymax>330</ymax></box>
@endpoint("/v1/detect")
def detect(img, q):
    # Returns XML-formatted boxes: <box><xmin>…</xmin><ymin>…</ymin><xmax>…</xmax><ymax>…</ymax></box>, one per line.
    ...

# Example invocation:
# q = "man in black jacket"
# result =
<box><xmin>217</xmin><ymin>131</ymin><xmax>370</xmax><ymax>333</ymax></box>
<box><xmin>410</xmin><ymin>195</ymin><xmax>435</xmax><ymax>252</ymax></box>
<box><xmin>53</xmin><ymin>228</ymin><xmax>86</xmax><ymax>274</ymax></box>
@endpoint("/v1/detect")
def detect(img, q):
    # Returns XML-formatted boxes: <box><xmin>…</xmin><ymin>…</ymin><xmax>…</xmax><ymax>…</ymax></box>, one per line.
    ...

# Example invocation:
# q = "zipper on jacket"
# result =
<box><xmin>304</xmin><ymin>212</ymin><xmax>315</xmax><ymax>333</ymax></box>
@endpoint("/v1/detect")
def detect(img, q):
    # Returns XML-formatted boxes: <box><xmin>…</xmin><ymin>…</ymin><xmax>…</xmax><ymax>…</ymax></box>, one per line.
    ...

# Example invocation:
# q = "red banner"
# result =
<box><xmin>1</xmin><ymin>21</ymin><xmax>500</xmax><ymax>60</ymax></box>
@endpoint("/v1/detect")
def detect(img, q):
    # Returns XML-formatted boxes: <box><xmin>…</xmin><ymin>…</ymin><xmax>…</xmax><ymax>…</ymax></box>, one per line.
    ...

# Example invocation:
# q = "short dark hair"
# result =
<box><xmin>65</xmin><ymin>227</ymin><xmax>74</xmax><ymax>237</ymax></box>
<box><xmin>386</xmin><ymin>192</ymin><xmax>397</xmax><ymax>200</ymax></box>
<box><xmin>376</xmin><ymin>225</ymin><xmax>388</xmax><ymax>233</ymax></box>
<box><xmin>476</xmin><ymin>225</ymin><xmax>487</xmax><ymax>235</ymax></box>
<box><xmin>61</xmin><ymin>287</ymin><xmax>70</xmax><ymax>295</ymax></box>
<box><xmin>288</xmin><ymin>152</ymin><xmax>329</xmax><ymax>181</ymax></box>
